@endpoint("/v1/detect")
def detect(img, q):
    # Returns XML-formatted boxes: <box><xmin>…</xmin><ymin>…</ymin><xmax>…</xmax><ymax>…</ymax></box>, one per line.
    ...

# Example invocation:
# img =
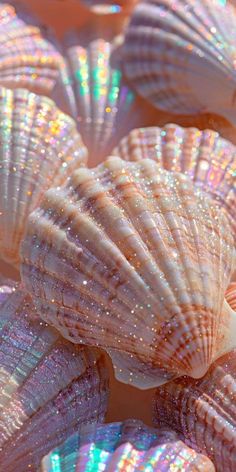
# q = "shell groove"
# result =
<box><xmin>226</xmin><ymin>282</ymin><xmax>236</xmax><ymax>311</ymax></box>
<box><xmin>154</xmin><ymin>349</ymin><xmax>236</xmax><ymax>471</ymax></box>
<box><xmin>0</xmin><ymin>86</ymin><xmax>87</xmax><ymax>267</ymax></box>
<box><xmin>0</xmin><ymin>3</ymin><xmax>64</xmax><ymax>96</ymax></box>
<box><xmin>113</xmin><ymin>124</ymin><xmax>236</xmax><ymax>237</ymax></box>
<box><xmin>0</xmin><ymin>285</ymin><xmax>109</xmax><ymax>472</ymax></box>
<box><xmin>40</xmin><ymin>419</ymin><xmax>214</xmax><ymax>471</ymax></box>
<box><xmin>21</xmin><ymin>157</ymin><xmax>236</xmax><ymax>389</ymax></box>
<box><xmin>60</xmin><ymin>32</ymin><xmax>153</xmax><ymax>165</ymax></box>
<box><xmin>123</xmin><ymin>0</ymin><xmax>236</xmax><ymax>126</ymax></box>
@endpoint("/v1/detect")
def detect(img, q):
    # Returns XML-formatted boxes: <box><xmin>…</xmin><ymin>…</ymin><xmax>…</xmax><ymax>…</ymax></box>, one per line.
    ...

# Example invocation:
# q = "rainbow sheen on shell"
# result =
<box><xmin>113</xmin><ymin>124</ymin><xmax>236</xmax><ymax>237</ymax></box>
<box><xmin>0</xmin><ymin>86</ymin><xmax>87</xmax><ymax>267</ymax></box>
<box><xmin>154</xmin><ymin>349</ymin><xmax>236</xmax><ymax>471</ymax></box>
<box><xmin>79</xmin><ymin>1</ymin><xmax>136</xmax><ymax>15</ymax></box>
<box><xmin>21</xmin><ymin>157</ymin><xmax>236</xmax><ymax>389</ymax></box>
<box><xmin>0</xmin><ymin>286</ymin><xmax>109</xmax><ymax>472</ymax></box>
<box><xmin>123</xmin><ymin>0</ymin><xmax>236</xmax><ymax>126</ymax></box>
<box><xmin>61</xmin><ymin>32</ymin><xmax>151</xmax><ymax>165</ymax></box>
<box><xmin>0</xmin><ymin>3</ymin><xmax>64</xmax><ymax>96</ymax></box>
<box><xmin>40</xmin><ymin>420</ymin><xmax>214</xmax><ymax>471</ymax></box>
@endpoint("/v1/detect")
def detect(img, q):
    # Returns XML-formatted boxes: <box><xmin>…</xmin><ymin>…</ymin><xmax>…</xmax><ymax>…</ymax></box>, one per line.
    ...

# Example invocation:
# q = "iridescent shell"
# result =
<box><xmin>21</xmin><ymin>157</ymin><xmax>236</xmax><ymax>389</ymax></box>
<box><xmin>154</xmin><ymin>349</ymin><xmax>236</xmax><ymax>472</ymax></box>
<box><xmin>61</xmin><ymin>31</ymin><xmax>155</xmax><ymax>165</ymax></box>
<box><xmin>226</xmin><ymin>282</ymin><xmax>236</xmax><ymax>311</ymax></box>
<box><xmin>113</xmin><ymin>124</ymin><xmax>236</xmax><ymax>236</ymax></box>
<box><xmin>40</xmin><ymin>420</ymin><xmax>214</xmax><ymax>471</ymax></box>
<box><xmin>0</xmin><ymin>286</ymin><xmax>109</xmax><ymax>472</ymax></box>
<box><xmin>123</xmin><ymin>0</ymin><xmax>236</xmax><ymax>126</ymax></box>
<box><xmin>0</xmin><ymin>3</ymin><xmax>64</xmax><ymax>97</ymax></box>
<box><xmin>0</xmin><ymin>86</ymin><xmax>87</xmax><ymax>267</ymax></box>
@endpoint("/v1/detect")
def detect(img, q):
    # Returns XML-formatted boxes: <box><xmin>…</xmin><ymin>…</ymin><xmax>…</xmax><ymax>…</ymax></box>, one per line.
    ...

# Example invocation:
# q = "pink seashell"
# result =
<box><xmin>113</xmin><ymin>124</ymin><xmax>236</xmax><ymax>238</ymax></box>
<box><xmin>0</xmin><ymin>3</ymin><xmax>64</xmax><ymax>97</ymax></box>
<box><xmin>57</xmin><ymin>29</ymin><xmax>156</xmax><ymax>165</ymax></box>
<box><xmin>123</xmin><ymin>0</ymin><xmax>236</xmax><ymax>126</ymax></box>
<box><xmin>40</xmin><ymin>419</ymin><xmax>215</xmax><ymax>471</ymax></box>
<box><xmin>226</xmin><ymin>282</ymin><xmax>236</xmax><ymax>311</ymax></box>
<box><xmin>0</xmin><ymin>285</ymin><xmax>109</xmax><ymax>472</ymax></box>
<box><xmin>0</xmin><ymin>86</ymin><xmax>87</xmax><ymax>267</ymax></box>
<box><xmin>153</xmin><ymin>349</ymin><xmax>236</xmax><ymax>471</ymax></box>
<box><xmin>21</xmin><ymin>157</ymin><xmax>236</xmax><ymax>389</ymax></box>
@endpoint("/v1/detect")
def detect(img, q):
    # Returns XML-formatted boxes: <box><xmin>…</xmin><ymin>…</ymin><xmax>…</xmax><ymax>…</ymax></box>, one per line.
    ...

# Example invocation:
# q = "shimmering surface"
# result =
<box><xmin>123</xmin><ymin>0</ymin><xmax>236</xmax><ymax>126</ymax></box>
<box><xmin>0</xmin><ymin>286</ymin><xmax>109</xmax><ymax>472</ymax></box>
<box><xmin>0</xmin><ymin>86</ymin><xmax>87</xmax><ymax>267</ymax></box>
<box><xmin>62</xmin><ymin>33</ymin><xmax>148</xmax><ymax>165</ymax></box>
<box><xmin>114</xmin><ymin>124</ymin><xmax>236</xmax><ymax>237</ymax></box>
<box><xmin>0</xmin><ymin>3</ymin><xmax>63</xmax><ymax>96</ymax></box>
<box><xmin>154</xmin><ymin>349</ymin><xmax>236</xmax><ymax>471</ymax></box>
<box><xmin>21</xmin><ymin>157</ymin><xmax>235</xmax><ymax>389</ymax></box>
<box><xmin>41</xmin><ymin>420</ymin><xmax>214</xmax><ymax>471</ymax></box>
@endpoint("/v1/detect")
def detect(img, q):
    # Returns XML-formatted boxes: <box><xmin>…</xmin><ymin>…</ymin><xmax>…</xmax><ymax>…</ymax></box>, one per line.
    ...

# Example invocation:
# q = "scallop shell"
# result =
<box><xmin>0</xmin><ymin>86</ymin><xmax>87</xmax><ymax>267</ymax></box>
<box><xmin>40</xmin><ymin>419</ymin><xmax>214</xmax><ymax>471</ymax></box>
<box><xmin>113</xmin><ymin>124</ymin><xmax>236</xmax><ymax>236</ymax></box>
<box><xmin>21</xmin><ymin>157</ymin><xmax>236</xmax><ymax>389</ymax></box>
<box><xmin>123</xmin><ymin>0</ymin><xmax>236</xmax><ymax>126</ymax></box>
<box><xmin>153</xmin><ymin>349</ymin><xmax>236</xmax><ymax>471</ymax></box>
<box><xmin>0</xmin><ymin>3</ymin><xmax>64</xmax><ymax>96</ymax></box>
<box><xmin>226</xmin><ymin>282</ymin><xmax>236</xmax><ymax>311</ymax></box>
<box><xmin>0</xmin><ymin>285</ymin><xmax>109</xmax><ymax>472</ymax></box>
<box><xmin>61</xmin><ymin>31</ymin><xmax>154</xmax><ymax>165</ymax></box>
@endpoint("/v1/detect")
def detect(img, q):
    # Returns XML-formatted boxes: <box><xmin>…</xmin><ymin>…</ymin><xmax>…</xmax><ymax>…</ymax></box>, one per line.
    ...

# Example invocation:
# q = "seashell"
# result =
<box><xmin>123</xmin><ymin>0</ymin><xmax>236</xmax><ymax>126</ymax></box>
<box><xmin>0</xmin><ymin>86</ymin><xmax>87</xmax><ymax>267</ymax></box>
<box><xmin>226</xmin><ymin>282</ymin><xmax>236</xmax><ymax>311</ymax></box>
<box><xmin>61</xmin><ymin>30</ymin><xmax>156</xmax><ymax>165</ymax></box>
<box><xmin>153</xmin><ymin>349</ymin><xmax>236</xmax><ymax>471</ymax></box>
<box><xmin>40</xmin><ymin>419</ymin><xmax>215</xmax><ymax>471</ymax></box>
<box><xmin>0</xmin><ymin>3</ymin><xmax>64</xmax><ymax>97</ymax></box>
<box><xmin>113</xmin><ymin>124</ymin><xmax>236</xmax><ymax>237</ymax></box>
<box><xmin>21</xmin><ymin>156</ymin><xmax>236</xmax><ymax>389</ymax></box>
<box><xmin>0</xmin><ymin>285</ymin><xmax>109</xmax><ymax>472</ymax></box>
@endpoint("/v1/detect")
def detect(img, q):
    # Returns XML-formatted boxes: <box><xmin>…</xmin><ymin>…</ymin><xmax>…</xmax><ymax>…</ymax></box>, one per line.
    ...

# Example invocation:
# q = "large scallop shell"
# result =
<box><xmin>123</xmin><ymin>0</ymin><xmax>236</xmax><ymax>126</ymax></box>
<box><xmin>61</xmin><ymin>31</ymin><xmax>156</xmax><ymax>165</ymax></box>
<box><xmin>0</xmin><ymin>285</ymin><xmax>109</xmax><ymax>472</ymax></box>
<box><xmin>21</xmin><ymin>157</ymin><xmax>236</xmax><ymax>389</ymax></box>
<box><xmin>0</xmin><ymin>3</ymin><xmax>64</xmax><ymax>96</ymax></box>
<box><xmin>226</xmin><ymin>282</ymin><xmax>236</xmax><ymax>311</ymax></box>
<box><xmin>40</xmin><ymin>420</ymin><xmax>214</xmax><ymax>471</ymax></box>
<box><xmin>113</xmin><ymin>124</ymin><xmax>236</xmax><ymax>236</ymax></box>
<box><xmin>0</xmin><ymin>86</ymin><xmax>87</xmax><ymax>267</ymax></box>
<box><xmin>154</xmin><ymin>349</ymin><xmax>236</xmax><ymax>471</ymax></box>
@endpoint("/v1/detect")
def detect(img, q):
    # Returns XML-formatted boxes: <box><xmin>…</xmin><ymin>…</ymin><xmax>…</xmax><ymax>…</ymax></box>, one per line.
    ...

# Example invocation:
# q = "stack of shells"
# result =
<box><xmin>0</xmin><ymin>0</ymin><xmax>235</xmax><ymax>470</ymax></box>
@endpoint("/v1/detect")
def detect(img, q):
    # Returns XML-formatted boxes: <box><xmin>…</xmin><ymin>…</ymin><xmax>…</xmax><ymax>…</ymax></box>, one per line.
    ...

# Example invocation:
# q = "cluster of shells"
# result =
<box><xmin>0</xmin><ymin>0</ymin><xmax>235</xmax><ymax>470</ymax></box>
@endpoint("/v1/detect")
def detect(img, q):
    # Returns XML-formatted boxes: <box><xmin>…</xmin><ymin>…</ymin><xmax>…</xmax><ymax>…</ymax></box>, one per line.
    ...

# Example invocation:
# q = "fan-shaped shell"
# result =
<box><xmin>226</xmin><ymin>282</ymin><xmax>236</xmax><ymax>311</ymax></box>
<box><xmin>0</xmin><ymin>3</ymin><xmax>64</xmax><ymax>97</ymax></box>
<box><xmin>21</xmin><ymin>157</ymin><xmax>236</xmax><ymax>389</ymax></box>
<box><xmin>40</xmin><ymin>419</ymin><xmax>215</xmax><ymax>471</ymax></box>
<box><xmin>113</xmin><ymin>124</ymin><xmax>236</xmax><ymax>237</ymax></box>
<box><xmin>154</xmin><ymin>349</ymin><xmax>236</xmax><ymax>471</ymax></box>
<box><xmin>123</xmin><ymin>0</ymin><xmax>236</xmax><ymax>126</ymax></box>
<box><xmin>61</xmin><ymin>32</ymin><xmax>155</xmax><ymax>165</ymax></box>
<box><xmin>0</xmin><ymin>285</ymin><xmax>109</xmax><ymax>472</ymax></box>
<box><xmin>0</xmin><ymin>86</ymin><xmax>87</xmax><ymax>267</ymax></box>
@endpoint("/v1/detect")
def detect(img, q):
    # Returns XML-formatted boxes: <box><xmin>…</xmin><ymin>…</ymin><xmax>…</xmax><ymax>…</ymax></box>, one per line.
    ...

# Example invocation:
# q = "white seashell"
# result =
<box><xmin>40</xmin><ymin>419</ymin><xmax>215</xmax><ymax>471</ymax></box>
<box><xmin>0</xmin><ymin>86</ymin><xmax>87</xmax><ymax>267</ymax></box>
<box><xmin>21</xmin><ymin>157</ymin><xmax>236</xmax><ymax>389</ymax></box>
<box><xmin>113</xmin><ymin>124</ymin><xmax>236</xmax><ymax>238</ymax></box>
<box><xmin>123</xmin><ymin>0</ymin><xmax>236</xmax><ymax>126</ymax></box>
<box><xmin>0</xmin><ymin>285</ymin><xmax>109</xmax><ymax>472</ymax></box>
